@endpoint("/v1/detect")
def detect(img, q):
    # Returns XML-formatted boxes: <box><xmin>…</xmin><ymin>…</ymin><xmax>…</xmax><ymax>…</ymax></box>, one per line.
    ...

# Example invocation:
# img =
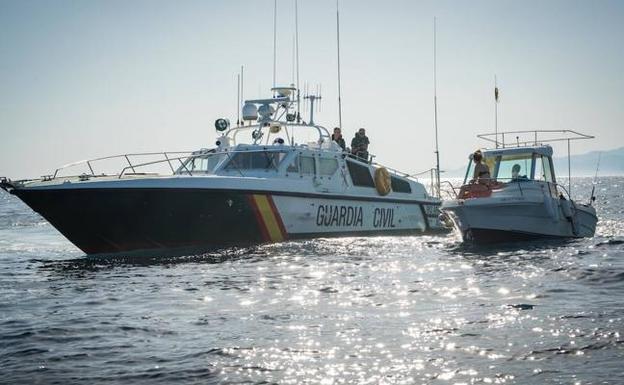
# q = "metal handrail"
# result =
<box><xmin>226</xmin><ymin>121</ymin><xmax>332</xmax><ymax>148</ymax></box>
<box><xmin>52</xmin><ymin>151</ymin><xmax>195</xmax><ymax>179</ymax></box>
<box><xmin>42</xmin><ymin>145</ymin><xmax>441</xmax><ymax>200</ymax></box>
<box><xmin>477</xmin><ymin>129</ymin><xmax>594</xmax><ymax>148</ymax></box>
<box><xmin>440</xmin><ymin>180</ymin><xmax>458</xmax><ymax>198</ymax></box>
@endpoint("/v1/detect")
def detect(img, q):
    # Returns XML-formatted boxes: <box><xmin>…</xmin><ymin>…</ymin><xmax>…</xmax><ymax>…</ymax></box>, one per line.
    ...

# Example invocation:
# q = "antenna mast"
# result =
<box><xmin>494</xmin><ymin>75</ymin><xmax>499</xmax><ymax>148</ymax></box>
<box><xmin>433</xmin><ymin>17</ymin><xmax>441</xmax><ymax>199</ymax></box>
<box><xmin>336</xmin><ymin>0</ymin><xmax>343</xmax><ymax>129</ymax></box>
<box><xmin>272</xmin><ymin>0</ymin><xmax>277</xmax><ymax>92</ymax></box>
<box><xmin>236</xmin><ymin>72</ymin><xmax>240</xmax><ymax>127</ymax></box>
<box><xmin>295</xmin><ymin>0</ymin><xmax>301</xmax><ymax>123</ymax></box>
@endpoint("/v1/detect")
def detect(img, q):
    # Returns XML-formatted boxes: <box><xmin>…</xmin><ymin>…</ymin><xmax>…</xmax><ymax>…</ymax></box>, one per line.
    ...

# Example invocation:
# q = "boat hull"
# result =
<box><xmin>9</xmin><ymin>187</ymin><xmax>445</xmax><ymax>256</ymax></box>
<box><xmin>442</xmin><ymin>198</ymin><xmax>597</xmax><ymax>245</ymax></box>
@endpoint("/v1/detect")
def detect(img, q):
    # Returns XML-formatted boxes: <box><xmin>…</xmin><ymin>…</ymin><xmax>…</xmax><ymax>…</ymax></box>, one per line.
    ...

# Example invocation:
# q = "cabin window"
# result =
<box><xmin>534</xmin><ymin>155</ymin><xmax>555</xmax><ymax>182</ymax></box>
<box><xmin>224</xmin><ymin>151</ymin><xmax>287</xmax><ymax>171</ymax></box>
<box><xmin>495</xmin><ymin>154</ymin><xmax>532</xmax><ymax>181</ymax></box>
<box><xmin>178</xmin><ymin>153</ymin><xmax>226</xmax><ymax>174</ymax></box>
<box><xmin>286</xmin><ymin>155</ymin><xmax>299</xmax><ymax>173</ymax></box>
<box><xmin>346</xmin><ymin>160</ymin><xmax>375</xmax><ymax>187</ymax></box>
<box><xmin>300</xmin><ymin>155</ymin><xmax>315</xmax><ymax>175</ymax></box>
<box><xmin>318</xmin><ymin>158</ymin><xmax>338</xmax><ymax>176</ymax></box>
<box><xmin>391</xmin><ymin>176</ymin><xmax>412</xmax><ymax>193</ymax></box>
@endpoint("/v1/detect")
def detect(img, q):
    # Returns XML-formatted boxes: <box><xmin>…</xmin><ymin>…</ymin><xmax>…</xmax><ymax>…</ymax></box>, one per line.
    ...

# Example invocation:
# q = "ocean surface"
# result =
<box><xmin>1</xmin><ymin>177</ymin><xmax>623</xmax><ymax>384</ymax></box>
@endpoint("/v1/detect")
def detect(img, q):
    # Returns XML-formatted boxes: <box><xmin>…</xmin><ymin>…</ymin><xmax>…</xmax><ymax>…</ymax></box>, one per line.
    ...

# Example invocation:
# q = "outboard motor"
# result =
<box><xmin>559</xmin><ymin>194</ymin><xmax>574</xmax><ymax>219</ymax></box>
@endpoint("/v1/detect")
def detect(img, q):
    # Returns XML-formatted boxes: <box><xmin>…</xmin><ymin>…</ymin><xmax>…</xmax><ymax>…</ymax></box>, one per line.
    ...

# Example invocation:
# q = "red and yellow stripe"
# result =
<box><xmin>248</xmin><ymin>194</ymin><xmax>287</xmax><ymax>242</ymax></box>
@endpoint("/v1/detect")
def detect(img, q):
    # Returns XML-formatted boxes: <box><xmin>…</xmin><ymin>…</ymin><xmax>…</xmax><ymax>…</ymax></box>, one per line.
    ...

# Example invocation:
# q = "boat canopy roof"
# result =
<box><xmin>482</xmin><ymin>145</ymin><xmax>553</xmax><ymax>158</ymax></box>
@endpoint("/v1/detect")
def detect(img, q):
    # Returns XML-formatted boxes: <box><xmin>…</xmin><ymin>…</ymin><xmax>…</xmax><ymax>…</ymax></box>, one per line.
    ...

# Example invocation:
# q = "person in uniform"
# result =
<box><xmin>351</xmin><ymin>128</ymin><xmax>370</xmax><ymax>162</ymax></box>
<box><xmin>331</xmin><ymin>127</ymin><xmax>346</xmax><ymax>151</ymax></box>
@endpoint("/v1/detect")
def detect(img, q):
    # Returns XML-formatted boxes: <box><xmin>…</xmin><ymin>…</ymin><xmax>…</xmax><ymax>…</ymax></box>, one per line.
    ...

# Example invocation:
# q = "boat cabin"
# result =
<box><xmin>174</xmin><ymin>144</ymin><xmax>424</xmax><ymax>198</ymax></box>
<box><xmin>463</xmin><ymin>145</ymin><xmax>556</xmax><ymax>185</ymax></box>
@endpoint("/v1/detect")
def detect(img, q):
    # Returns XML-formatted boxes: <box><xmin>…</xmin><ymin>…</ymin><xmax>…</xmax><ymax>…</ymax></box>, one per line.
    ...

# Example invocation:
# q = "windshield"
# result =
<box><xmin>176</xmin><ymin>152</ymin><xmax>227</xmax><ymax>175</ymax></box>
<box><xmin>495</xmin><ymin>154</ymin><xmax>532</xmax><ymax>181</ymax></box>
<box><xmin>223</xmin><ymin>151</ymin><xmax>289</xmax><ymax>171</ymax></box>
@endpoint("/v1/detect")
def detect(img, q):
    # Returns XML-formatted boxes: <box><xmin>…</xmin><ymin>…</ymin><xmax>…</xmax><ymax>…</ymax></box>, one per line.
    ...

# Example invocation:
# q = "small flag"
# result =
<box><xmin>495</xmin><ymin>86</ymin><xmax>499</xmax><ymax>103</ymax></box>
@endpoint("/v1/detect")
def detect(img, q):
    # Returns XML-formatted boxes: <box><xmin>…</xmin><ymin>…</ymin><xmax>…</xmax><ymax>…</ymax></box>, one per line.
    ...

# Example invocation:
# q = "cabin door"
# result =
<box><xmin>314</xmin><ymin>155</ymin><xmax>346</xmax><ymax>193</ymax></box>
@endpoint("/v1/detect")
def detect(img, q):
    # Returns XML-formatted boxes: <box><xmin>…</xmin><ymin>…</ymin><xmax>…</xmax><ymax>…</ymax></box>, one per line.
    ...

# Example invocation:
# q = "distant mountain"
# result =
<box><xmin>442</xmin><ymin>147</ymin><xmax>624</xmax><ymax>179</ymax></box>
<box><xmin>553</xmin><ymin>147</ymin><xmax>624</xmax><ymax>177</ymax></box>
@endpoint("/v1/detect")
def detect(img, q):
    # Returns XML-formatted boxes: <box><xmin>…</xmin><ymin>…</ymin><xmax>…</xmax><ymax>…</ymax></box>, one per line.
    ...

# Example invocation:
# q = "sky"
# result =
<box><xmin>1</xmin><ymin>0</ymin><xmax>623</xmax><ymax>178</ymax></box>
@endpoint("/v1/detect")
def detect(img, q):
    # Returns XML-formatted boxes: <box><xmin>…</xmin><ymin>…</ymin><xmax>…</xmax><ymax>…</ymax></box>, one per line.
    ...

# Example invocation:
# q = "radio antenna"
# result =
<box><xmin>295</xmin><ymin>0</ymin><xmax>301</xmax><ymax>123</ymax></box>
<box><xmin>236</xmin><ymin>72</ymin><xmax>240</xmax><ymax>127</ymax></box>
<box><xmin>336</xmin><ymin>0</ymin><xmax>343</xmax><ymax>129</ymax></box>
<box><xmin>433</xmin><ymin>17</ymin><xmax>441</xmax><ymax>198</ymax></box>
<box><xmin>494</xmin><ymin>75</ymin><xmax>499</xmax><ymax>148</ymax></box>
<box><xmin>272</xmin><ymin>0</ymin><xmax>277</xmax><ymax>93</ymax></box>
<box><xmin>241</xmin><ymin>65</ymin><xmax>244</xmax><ymax>125</ymax></box>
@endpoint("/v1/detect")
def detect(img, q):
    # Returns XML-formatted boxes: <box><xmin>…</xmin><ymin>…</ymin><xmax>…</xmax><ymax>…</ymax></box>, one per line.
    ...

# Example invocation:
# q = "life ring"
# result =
<box><xmin>374</xmin><ymin>167</ymin><xmax>391</xmax><ymax>196</ymax></box>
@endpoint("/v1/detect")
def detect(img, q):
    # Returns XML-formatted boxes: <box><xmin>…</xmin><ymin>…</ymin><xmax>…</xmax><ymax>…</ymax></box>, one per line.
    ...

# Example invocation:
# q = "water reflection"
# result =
<box><xmin>1</xmin><ymin>178</ymin><xmax>623</xmax><ymax>384</ymax></box>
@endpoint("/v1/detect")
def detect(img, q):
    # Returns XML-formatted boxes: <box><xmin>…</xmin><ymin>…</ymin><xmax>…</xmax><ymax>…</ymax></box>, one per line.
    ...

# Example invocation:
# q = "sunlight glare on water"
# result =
<box><xmin>0</xmin><ymin>177</ymin><xmax>623</xmax><ymax>384</ymax></box>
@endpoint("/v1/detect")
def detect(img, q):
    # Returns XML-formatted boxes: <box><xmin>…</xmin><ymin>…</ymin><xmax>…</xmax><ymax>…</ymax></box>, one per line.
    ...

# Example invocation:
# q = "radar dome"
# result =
<box><xmin>242</xmin><ymin>103</ymin><xmax>258</xmax><ymax>121</ymax></box>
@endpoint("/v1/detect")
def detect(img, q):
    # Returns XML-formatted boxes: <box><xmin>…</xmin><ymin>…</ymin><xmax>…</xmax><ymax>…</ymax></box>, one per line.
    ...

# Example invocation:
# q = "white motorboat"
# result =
<box><xmin>441</xmin><ymin>130</ymin><xmax>598</xmax><ymax>244</ymax></box>
<box><xmin>0</xmin><ymin>86</ymin><xmax>447</xmax><ymax>256</ymax></box>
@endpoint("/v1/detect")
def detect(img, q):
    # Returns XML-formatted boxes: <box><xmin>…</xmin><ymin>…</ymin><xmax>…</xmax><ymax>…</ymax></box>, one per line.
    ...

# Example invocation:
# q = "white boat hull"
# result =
<box><xmin>442</xmin><ymin>195</ymin><xmax>597</xmax><ymax>244</ymax></box>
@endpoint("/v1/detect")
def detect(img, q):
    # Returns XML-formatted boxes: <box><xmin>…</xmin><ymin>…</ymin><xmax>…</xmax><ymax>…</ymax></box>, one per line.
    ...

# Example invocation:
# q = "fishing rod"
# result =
<box><xmin>589</xmin><ymin>152</ymin><xmax>601</xmax><ymax>205</ymax></box>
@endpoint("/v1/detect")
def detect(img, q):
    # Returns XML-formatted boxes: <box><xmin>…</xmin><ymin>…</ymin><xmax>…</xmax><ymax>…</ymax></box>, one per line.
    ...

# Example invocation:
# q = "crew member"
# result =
<box><xmin>351</xmin><ymin>128</ymin><xmax>370</xmax><ymax>162</ymax></box>
<box><xmin>331</xmin><ymin>127</ymin><xmax>346</xmax><ymax>151</ymax></box>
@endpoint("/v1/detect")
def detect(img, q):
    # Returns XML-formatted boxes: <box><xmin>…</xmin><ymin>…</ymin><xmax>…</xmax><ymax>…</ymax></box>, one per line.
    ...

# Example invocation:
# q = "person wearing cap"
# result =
<box><xmin>351</xmin><ymin>128</ymin><xmax>370</xmax><ymax>162</ymax></box>
<box><xmin>331</xmin><ymin>127</ymin><xmax>346</xmax><ymax>151</ymax></box>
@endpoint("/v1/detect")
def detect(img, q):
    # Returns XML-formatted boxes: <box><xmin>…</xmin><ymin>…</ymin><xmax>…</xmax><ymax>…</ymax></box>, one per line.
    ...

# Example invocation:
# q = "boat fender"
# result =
<box><xmin>374</xmin><ymin>167</ymin><xmax>391</xmax><ymax>196</ymax></box>
<box><xmin>543</xmin><ymin>194</ymin><xmax>556</xmax><ymax>221</ymax></box>
<box><xmin>560</xmin><ymin>196</ymin><xmax>573</xmax><ymax>219</ymax></box>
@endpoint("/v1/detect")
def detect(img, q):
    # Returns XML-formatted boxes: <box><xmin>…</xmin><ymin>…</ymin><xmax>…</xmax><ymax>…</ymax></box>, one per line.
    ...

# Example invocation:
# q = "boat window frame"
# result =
<box><xmin>318</xmin><ymin>156</ymin><xmax>339</xmax><ymax>178</ymax></box>
<box><xmin>494</xmin><ymin>153</ymin><xmax>533</xmax><ymax>182</ymax></box>
<box><xmin>346</xmin><ymin>158</ymin><xmax>375</xmax><ymax>188</ymax></box>
<box><xmin>391</xmin><ymin>175</ymin><xmax>412</xmax><ymax>193</ymax></box>
<box><xmin>532</xmin><ymin>154</ymin><xmax>556</xmax><ymax>183</ymax></box>
<box><xmin>222</xmin><ymin>149</ymin><xmax>290</xmax><ymax>172</ymax></box>
<box><xmin>175</xmin><ymin>151</ymin><xmax>227</xmax><ymax>175</ymax></box>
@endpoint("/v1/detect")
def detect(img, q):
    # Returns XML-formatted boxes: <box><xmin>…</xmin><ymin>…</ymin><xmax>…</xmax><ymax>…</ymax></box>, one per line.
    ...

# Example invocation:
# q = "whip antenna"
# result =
<box><xmin>273</xmin><ymin>0</ymin><xmax>277</xmax><ymax>92</ymax></box>
<box><xmin>336</xmin><ymin>0</ymin><xmax>343</xmax><ymax>129</ymax></box>
<box><xmin>295</xmin><ymin>0</ymin><xmax>301</xmax><ymax>122</ymax></box>
<box><xmin>236</xmin><ymin>72</ymin><xmax>240</xmax><ymax>126</ymax></box>
<box><xmin>433</xmin><ymin>17</ymin><xmax>441</xmax><ymax>198</ymax></box>
<box><xmin>494</xmin><ymin>75</ymin><xmax>499</xmax><ymax>148</ymax></box>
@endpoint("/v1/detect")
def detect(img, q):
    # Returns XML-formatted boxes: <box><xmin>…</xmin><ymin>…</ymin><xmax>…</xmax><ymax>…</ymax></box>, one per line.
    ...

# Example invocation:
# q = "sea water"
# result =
<box><xmin>1</xmin><ymin>177</ymin><xmax>622</xmax><ymax>384</ymax></box>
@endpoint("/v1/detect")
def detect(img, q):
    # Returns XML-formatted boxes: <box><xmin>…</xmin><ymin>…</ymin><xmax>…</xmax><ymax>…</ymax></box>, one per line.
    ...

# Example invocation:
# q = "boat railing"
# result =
<box><xmin>439</xmin><ymin>181</ymin><xmax>458</xmax><ymax>199</ymax></box>
<box><xmin>477</xmin><ymin>129</ymin><xmax>594</xmax><ymax>148</ymax></box>
<box><xmin>51</xmin><ymin>151</ymin><xmax>196</xmax><ymax>179</ymax></box>
<box><xmin>408</xmin><ymin>167</ymin><xmax>439</xmax><ymax>197</ymax></box>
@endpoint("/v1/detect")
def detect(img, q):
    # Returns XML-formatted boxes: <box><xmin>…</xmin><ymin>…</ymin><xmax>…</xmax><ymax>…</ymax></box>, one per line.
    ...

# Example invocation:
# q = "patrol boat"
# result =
<box><xmin>1</xmin><ymin>86</ymin><xmax>446</xmax><ymax>256</ymax></box>
<box><xmin>441</xmin><ymin>130</ymin><xmax>598</xmax><ymax>244</ymax></box>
